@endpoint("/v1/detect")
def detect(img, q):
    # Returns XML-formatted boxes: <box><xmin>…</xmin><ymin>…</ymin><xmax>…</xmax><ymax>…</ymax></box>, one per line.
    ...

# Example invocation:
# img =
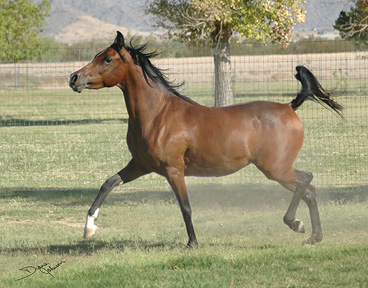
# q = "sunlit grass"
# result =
<box><xmin>1</xmin><ymin>87</ymin><xmax>367</xmax><ymax>190</ymax></box>
<box><xmin>1</xmin><ymin>185</ymin><xmax>368</xmax><ymax>287</ymax></box>
<box><xmin>1</xmin><ymin>86</ymin><xmax>367</xmax><ymax>287</ymax></box>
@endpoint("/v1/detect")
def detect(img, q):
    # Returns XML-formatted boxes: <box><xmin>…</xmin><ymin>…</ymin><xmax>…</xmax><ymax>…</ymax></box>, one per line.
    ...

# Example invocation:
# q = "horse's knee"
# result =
<box><xmin>180</xmin><ymin>203</ymin><xmax>192</xmax><ymax>217</ymax></box>
<box><xmin>101</xmin><ymin>179</ymin><xmax>113</xmax><ymax>191</ymax></box>
<box><xmin>102</xmin><ymin>174</ymin><xmax>122</xmax><ymax>191</ymax></box>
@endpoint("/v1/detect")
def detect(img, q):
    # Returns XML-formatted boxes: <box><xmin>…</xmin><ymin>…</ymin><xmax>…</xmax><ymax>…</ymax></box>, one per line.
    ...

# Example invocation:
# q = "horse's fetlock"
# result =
<box><xmin>88</xmin><ymin>208</ymin><xmax>100</xmax><ymax>219</ymax></box>
<box><xmin>313</xmin><ymin>232</ymin><xmax>323</xmax><ymax>243</ymax></box>
<box><xmin>283</xmin><ymin>215</ymin><xmax>292</xmax><ymax>226</ymax></box>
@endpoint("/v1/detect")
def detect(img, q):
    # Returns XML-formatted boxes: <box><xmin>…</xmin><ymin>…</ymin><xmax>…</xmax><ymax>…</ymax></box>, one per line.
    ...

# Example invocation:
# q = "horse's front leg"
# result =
<box><xmin>166</xmin><ymin>168</ymin><xmax>198</xmax><ymax>248</ymax></box>
<box><xmin>84</xmin><ymin>159</ymin><xmax>147</xmax><ymax>238</ymax></box>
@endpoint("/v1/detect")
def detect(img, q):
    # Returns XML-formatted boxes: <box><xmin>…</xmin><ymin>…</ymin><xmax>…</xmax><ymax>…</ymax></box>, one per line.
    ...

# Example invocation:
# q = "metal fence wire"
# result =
<box><xmin>0</xmin><ymin>41</ymin><xmax>367</xmax><ymax>192</ymax></box>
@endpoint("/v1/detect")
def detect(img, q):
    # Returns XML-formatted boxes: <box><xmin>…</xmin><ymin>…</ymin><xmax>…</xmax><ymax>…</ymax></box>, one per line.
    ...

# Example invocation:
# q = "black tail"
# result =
<box><xmin>289</xmin><ymin>65</ymin><xmax>344</xmax><ymax>119</ymax></box>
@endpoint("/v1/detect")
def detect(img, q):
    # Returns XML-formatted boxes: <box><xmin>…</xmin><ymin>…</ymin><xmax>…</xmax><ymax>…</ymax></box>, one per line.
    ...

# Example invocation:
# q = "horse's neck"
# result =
<box><xmin>119</xmin><ymin>71</ymin><xmax>167</xmax><ymax>126</ymax></box>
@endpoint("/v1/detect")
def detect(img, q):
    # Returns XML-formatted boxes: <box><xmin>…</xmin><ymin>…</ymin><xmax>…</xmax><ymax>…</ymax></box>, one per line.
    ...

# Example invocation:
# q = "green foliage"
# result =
<box><xmin>145</xmin><ymin>0</ymin><xmax>306</xmax><ymax>47</ymax></box>
<box><xmin>333</xmin><ymin>69</ymin><xmax>349</xmax><ymax>93</ymax></box>
<box><xmin>334</xmin><ymin>0</ymin><xmax>368</xmax><ymax>47</ymax></box>
<box><xmin>0</xmin><ymin>0</ymin><xmax>51</xmax><ymax>61</ymax></box>
<box><xmin>0</xmin><ymin>37</ymin><xmax>359</xmax><ymax>64</ymax></box>
<box><xmin>145</xmin><ymin>0</ymin><xmax>307</xmax><ymax>106</ymax></box>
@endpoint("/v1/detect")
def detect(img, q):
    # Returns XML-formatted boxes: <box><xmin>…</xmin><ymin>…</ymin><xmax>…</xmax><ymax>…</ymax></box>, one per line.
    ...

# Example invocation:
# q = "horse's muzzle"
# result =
<box><xmin>69</xmin><ymin>73</ymin><xmax>82</xmax><ymax>93</ymax></box>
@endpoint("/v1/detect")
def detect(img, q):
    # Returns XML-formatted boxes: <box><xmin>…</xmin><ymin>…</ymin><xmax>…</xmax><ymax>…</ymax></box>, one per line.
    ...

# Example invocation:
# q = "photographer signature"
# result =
<box><xmin>16</xmin><ymin>260</ymin><xmax>66</xmax><ymax>281</ymax></box>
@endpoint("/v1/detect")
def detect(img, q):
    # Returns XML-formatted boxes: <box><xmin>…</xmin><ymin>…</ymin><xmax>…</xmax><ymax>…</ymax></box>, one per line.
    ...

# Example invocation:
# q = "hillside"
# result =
<box><xmin>37</xmin><ymin>0</ymin><xmax>354</xmax><ymax>43</ymax></box>
<box><xmin>38</xmin><ymin>0</ymin><xmax>153</xmax><ymax>43</ymax></box>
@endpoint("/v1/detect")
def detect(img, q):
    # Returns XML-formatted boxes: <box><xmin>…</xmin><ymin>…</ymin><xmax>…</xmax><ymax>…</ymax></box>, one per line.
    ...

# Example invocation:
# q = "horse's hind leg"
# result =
<box><xmin>301</xmin><ymin>184</ymin><xmax>323</xmax><ymax>245</ymax></box>
<box><xmin>263</xmin><ymin>167</ymin><xmax>323</xmax><ymax>245</ymax></box>
<box><xmin>279</xmin><ymin>169</ymin><xmax>323</xmax><ymax>245</ymax></box>
<box><xmin>84</xmin><ymin>159</ymin><xmax>147</xmax><ymax>238</ymax></box>
<box><xmin>281</xmin><ymin>170</ymin><xmax>313</xmax><ymax>234</ymax></box>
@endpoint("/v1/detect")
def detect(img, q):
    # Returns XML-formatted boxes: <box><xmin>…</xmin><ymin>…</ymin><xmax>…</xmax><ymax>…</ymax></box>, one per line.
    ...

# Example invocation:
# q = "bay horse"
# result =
<box><xmin>69</xmin><ymin>31</ymin><xmax>343</xmax><ymax>248</ymax></box>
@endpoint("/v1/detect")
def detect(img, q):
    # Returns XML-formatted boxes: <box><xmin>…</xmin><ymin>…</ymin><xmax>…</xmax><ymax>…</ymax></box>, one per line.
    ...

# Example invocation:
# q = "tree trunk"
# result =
<box><xmin>214</xmin><ymin>43</ymin><xmax>233</xmax><ymax>106</ymax></box>
<box><xmin>213</xmin><ymin>24</ymin><xmax>233</xmax><ymax>107</ymax></box>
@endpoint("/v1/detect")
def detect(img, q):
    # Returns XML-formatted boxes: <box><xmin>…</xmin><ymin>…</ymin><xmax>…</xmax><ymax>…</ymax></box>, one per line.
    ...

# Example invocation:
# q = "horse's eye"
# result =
<box><xmin>105</xmin><ymin>57</ymin><xmax>112</xmax><ymax>64</ymax></box>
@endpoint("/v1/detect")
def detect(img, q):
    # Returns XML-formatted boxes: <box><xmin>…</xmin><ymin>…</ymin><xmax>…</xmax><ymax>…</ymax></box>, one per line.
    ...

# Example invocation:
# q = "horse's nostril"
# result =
<box><xmin>70</xmin><ymin>74</ymin><xmax>78</xmax><ymax>85</ymax></box>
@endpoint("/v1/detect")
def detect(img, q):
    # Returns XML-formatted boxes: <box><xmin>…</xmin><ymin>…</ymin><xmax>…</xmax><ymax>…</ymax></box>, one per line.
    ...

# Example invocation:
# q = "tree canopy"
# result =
<box><xmin>146</xmin><ymin>0</ymin><xmax>306</xmax><ymax>106</ymax></box>
<box><xmin>334</xmin><ymin>0</ymin><xmax>368</xmax><ymax>47</ymax></box>
<box><xmin>145</xmin><ymin>0</ymin><xmax>306</xmax><ymax>47</ymax></box>
<box><xmin>0</xmin><ymin>0</ymin><xmax>51</xmax><ymax>60</ymax></box>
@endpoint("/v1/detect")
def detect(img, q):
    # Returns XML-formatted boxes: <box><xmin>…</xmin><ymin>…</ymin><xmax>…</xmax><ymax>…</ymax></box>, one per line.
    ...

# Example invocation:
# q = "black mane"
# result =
<box><xmin>110</xmin><ymin>39</ymin><xmax>198</xmax><ymax>105</ymax></box>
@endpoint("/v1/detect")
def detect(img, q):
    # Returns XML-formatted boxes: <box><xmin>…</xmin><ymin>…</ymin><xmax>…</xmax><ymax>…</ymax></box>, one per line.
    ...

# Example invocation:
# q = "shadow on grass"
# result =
<box><xmin>1</xmin><ymin>183</ymin><xmax>367</xmax><ymax>209</ymax></box>
<box><xmin>2</xmin><ymin>236</ymin><xmax>281</xmax><ymax>256</ymax></box>
<box><xmin>0</xmin><ymin>117</ymin><xmax>128</xmax><ymax>127</ymax></box>
<box><xmin>319</xmin><ymin>185</ymin><xmax>368</xmax><ymax>204</ymax></box>
<box><xmin>2</xmin><ymin>184</ymin><xmax>366</xmax><ymax>255</ymax></box>
<box><xmin>1</xmin><ymin>238</ymin><xmax>177</xmax><ymax>256</ymax></box>
<box><xmin>0</xmin><ymin>188</ymin><xmax>100</xmax><ymax>206</ymax></box>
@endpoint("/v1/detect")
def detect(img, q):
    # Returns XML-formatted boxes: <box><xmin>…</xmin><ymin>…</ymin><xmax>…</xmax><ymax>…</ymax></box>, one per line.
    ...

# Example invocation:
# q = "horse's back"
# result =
<box><xmin>199</xmin><ymin>101</ymin><xmax>303</xmax><ymax>137</ymax></box>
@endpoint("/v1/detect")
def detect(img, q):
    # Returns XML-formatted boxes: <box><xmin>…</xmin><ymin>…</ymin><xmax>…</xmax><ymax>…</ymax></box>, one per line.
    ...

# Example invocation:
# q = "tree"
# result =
<box><xmin>145</xmin><ymin>0</ymin><xmax>306</xmax><ymax>106</ymax></box>
<box><xmin>334</xmin><ymin>0</ymin><xmax>368</xmax><ymax>47</ymax></box>
<box><xmin>0</xmin><ymin>0</ymin><xmax>51</xmax><ymax>61</ymax></box>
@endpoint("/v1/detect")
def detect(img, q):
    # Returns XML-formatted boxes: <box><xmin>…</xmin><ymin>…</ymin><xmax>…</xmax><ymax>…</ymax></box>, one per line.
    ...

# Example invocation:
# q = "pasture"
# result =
<box><xmin>1</xmin><ymin>86</ymin><xmax>367</xmax><ymax>287</ymax></box>
<box><xmin>1</xmin><ymin>184</ymin><xmax>368</xmax><ymax>287</ymax></box>
<box><xmin>1</xmin><ymin>45</ymin><xmax>368</xmax><ymax>286</ymax></box>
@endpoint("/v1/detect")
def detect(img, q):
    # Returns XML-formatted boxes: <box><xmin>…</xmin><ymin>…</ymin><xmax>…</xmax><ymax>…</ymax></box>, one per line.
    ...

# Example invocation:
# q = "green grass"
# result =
<box><xmin>1</xmin><ymin>185</ymin><xmax>368</xmax><ymax>287</ymax></box>
<box><xmin>0</xmin><ymin>87</ymin><xmax>367</xmax><ymax>287</ymax></box>
<box><xmin>1</xmin><ymin>88</ymin><xmax>367</xmax><ymax>189</ymax></box>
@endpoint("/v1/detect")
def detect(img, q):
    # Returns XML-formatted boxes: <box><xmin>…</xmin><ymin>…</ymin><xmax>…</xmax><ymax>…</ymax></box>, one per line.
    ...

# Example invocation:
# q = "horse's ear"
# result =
<box><xmin>113</xmin><ymin>31</ymin><xmax>125</xmax><ymax>50</ymax></box>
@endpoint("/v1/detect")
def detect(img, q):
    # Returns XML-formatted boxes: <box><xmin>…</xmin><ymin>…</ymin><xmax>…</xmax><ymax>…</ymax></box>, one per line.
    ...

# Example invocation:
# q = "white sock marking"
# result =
<box><xmin>85</xmin><ymin>208</ymin><xmax>100</xmax><ymax>229</ymax></box>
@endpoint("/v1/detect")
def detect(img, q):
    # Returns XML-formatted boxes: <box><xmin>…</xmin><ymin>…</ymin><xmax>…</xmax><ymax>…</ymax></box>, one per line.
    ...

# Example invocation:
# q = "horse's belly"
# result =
<box><xmin>184</xmin><ymin>156</ymin><xmax>250</xmax><ymax>177</ymax></box>
<box><xmin>183</xmin><ymin>128</ymin><xmax>253</xmax><ymax>177</ymax></box>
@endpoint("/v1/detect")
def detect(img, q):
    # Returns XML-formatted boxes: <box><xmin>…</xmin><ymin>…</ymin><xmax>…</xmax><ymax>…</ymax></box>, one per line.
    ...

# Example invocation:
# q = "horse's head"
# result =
<box><xmin>69</xmin><ymin>31</ymin><xmax>128</xmax><ymax>93</ymax></box>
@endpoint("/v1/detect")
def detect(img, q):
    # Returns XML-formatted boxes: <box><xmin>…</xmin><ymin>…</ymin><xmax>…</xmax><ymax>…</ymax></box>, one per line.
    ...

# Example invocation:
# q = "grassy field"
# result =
<box><xmin>1</xmin><ymin>185</ymin><xmax>368</xmax><ymax>287</ymax></box>
<box><xmin>1</xmin><ymin>86</ymin><xmax>367</xmax><ymax>287</ymax></box>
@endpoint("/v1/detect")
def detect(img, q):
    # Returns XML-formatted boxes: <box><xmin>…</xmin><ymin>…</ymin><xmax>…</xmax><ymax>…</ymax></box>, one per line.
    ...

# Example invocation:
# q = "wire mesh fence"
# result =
<box><xmin>0</xmin><ymin>40</ymin><xmax>367</xmax><ymax>193</ymax></box>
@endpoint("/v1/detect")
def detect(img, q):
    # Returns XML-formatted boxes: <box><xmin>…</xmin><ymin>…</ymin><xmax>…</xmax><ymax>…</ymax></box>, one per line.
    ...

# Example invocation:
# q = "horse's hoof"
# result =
<box><xmin>302</xmin><ymin>233</ymin><xmax>322</xmax><ymax>246</ymax></box>
<box><xmin>84</xmin><ymin>226</ymin><xmax>97</xmax><ymax>239</ymax></box>
<box><xmin>302</xmin><ymin>238</ymin><xmax>315</xmax><ymax>247</ymax></box>
<box><xmin>295</xmin><ymin>219</ymin><xmax>305</xmax><ymax>233</ymax></box>
<box><xmin>185</xmin><ymin>240</ymin><xmax>198</xmax><ymax>249</ymax></box>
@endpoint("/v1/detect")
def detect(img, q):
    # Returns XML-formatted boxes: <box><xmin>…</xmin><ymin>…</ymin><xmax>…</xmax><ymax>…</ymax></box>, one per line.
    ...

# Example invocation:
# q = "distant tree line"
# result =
<box><xmin>0</xmin><ymin>35</ymin><xmax>360</xmax><ymax>64</ymax></box>
<box><xmin>0</xmin><ymin>0</ymin><xmax>364</xmax><ymax>64</ymax></box>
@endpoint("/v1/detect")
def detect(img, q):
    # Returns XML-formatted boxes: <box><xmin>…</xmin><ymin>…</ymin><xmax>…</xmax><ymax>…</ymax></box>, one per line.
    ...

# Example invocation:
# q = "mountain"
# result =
<box><xmin>38</xmin><ymin>0</ymin><xmax>154</xmax><ymax>43</ymax></box>
<box><xmin>37</xmin><ymin>0</ymin><xmax>354</xmax><ymax>43</ymax></box>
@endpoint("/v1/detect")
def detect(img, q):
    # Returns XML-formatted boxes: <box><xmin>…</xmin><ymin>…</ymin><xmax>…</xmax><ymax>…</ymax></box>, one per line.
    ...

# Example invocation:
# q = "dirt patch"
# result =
<box><xmin>53</xmin><ymin>217</ymin><xmax>85</xmax><ymax>228</ymax></box>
